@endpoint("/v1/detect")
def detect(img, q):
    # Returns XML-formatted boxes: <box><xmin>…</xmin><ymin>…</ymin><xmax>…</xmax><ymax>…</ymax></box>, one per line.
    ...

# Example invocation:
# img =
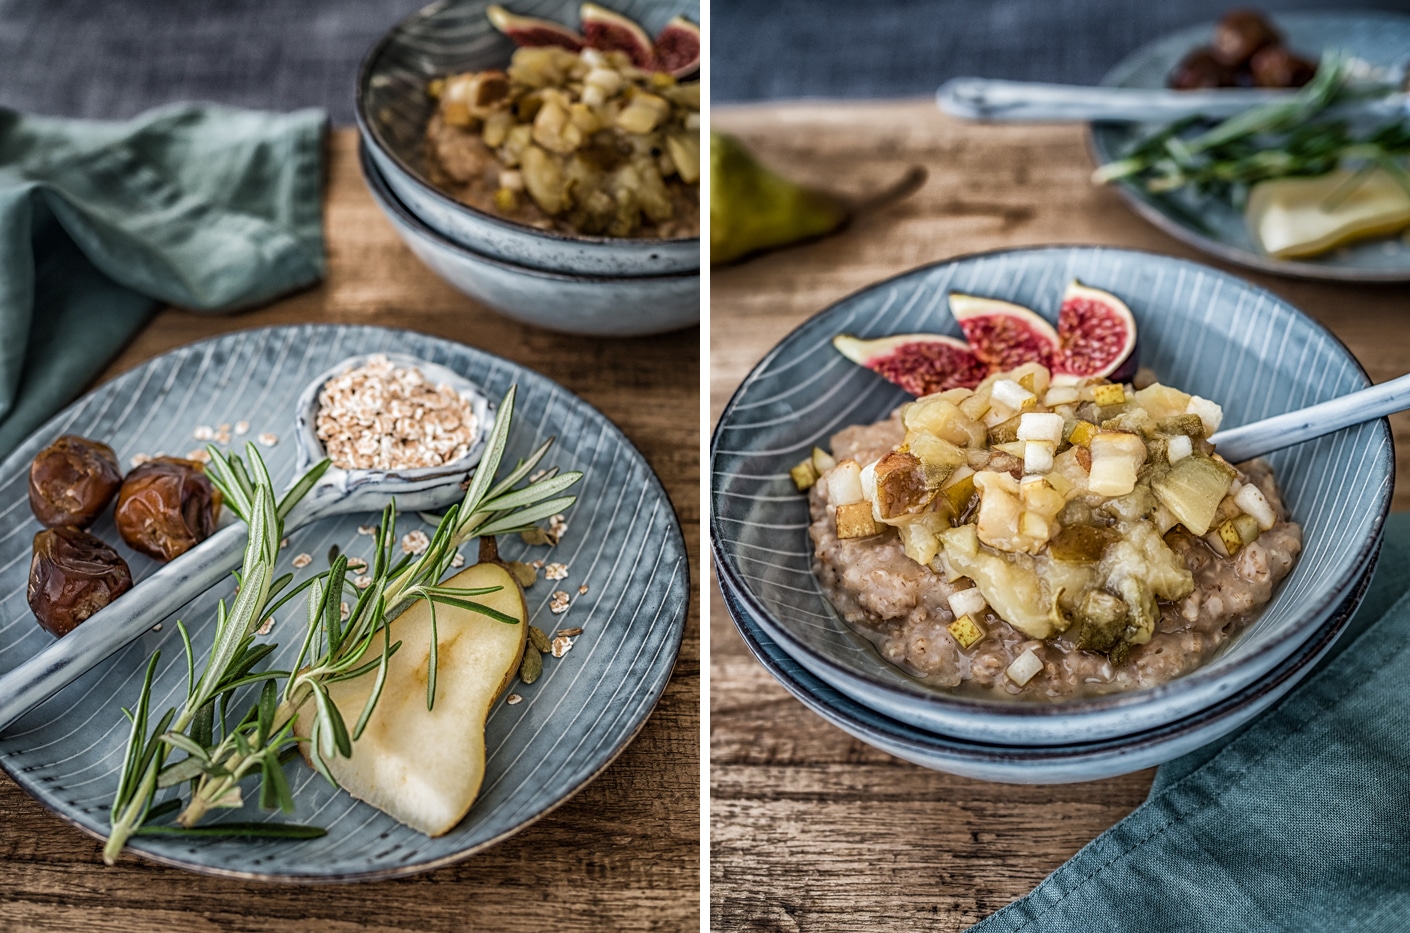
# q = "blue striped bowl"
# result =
<box><xmin>0</xmin><ymin>325</ymin><xmax>689</xmax><ymax>879</ymax></box>
<box><xmin>356</xmin><ymin>0</ymin><xmax>699</xmax><ymax>278</ymax></box>
<box><xmin>711</xmin><ymin>246</ymin><xmax>1393</xmax><ymax>747</ymax></box>
<box><xmin>361</xmin><ymin>142</ymin><xmax>699</xmax><ymax>337</ymax></box>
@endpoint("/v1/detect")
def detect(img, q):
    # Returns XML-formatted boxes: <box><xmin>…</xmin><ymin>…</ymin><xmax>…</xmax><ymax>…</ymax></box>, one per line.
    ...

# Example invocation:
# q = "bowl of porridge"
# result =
<box><xmin>356</xmin><ymin>0</ymin><xmax>699</xmax><ymax>279</ymax></box>
<box><xmin>711</xmin><ymin>247</ymin><xmax>1391</xmax><ymax>748</ymax></box>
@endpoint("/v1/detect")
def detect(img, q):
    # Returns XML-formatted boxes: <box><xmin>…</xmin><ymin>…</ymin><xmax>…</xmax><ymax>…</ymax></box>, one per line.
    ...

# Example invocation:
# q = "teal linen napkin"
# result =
<box><xmin>0</xmin><ymin>103</ymin><xmax>325</xmax><ymax>457</ymax></box>
<box><xmin>972</xmin><ymin>512</ymin><xmax>1410</xmax><ymax>932</ymax></box>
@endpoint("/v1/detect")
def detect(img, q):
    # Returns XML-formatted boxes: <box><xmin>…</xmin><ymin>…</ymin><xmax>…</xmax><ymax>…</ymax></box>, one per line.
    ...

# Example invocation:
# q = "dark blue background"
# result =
<box><xmin>0</xmin><ymin>1</ymin><xmax>1406</xmax><ymax>121</ymax></box>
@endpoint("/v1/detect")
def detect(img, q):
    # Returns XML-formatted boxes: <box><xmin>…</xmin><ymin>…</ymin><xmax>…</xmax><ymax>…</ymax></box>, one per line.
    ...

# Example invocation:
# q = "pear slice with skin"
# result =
<box><xmin>295</xmin><ymin>549</ymin><xmax>528</xmax><ymax>837</ymax></box>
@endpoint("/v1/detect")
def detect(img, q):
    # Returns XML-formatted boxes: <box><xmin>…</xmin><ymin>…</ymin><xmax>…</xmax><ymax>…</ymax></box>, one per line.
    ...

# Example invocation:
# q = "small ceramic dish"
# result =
<box><xmin>356</xmin><ymin>0</ymin><xmax>699</xmax><ymax>278</ymax></box>
<box><xmin>1088</xmin><ymin>12</ymin><xmax>1410</xmax><ymax>283</ymax></box>
<box><xmin>722</xmin><ymin>554</ymin><xmax>1372</xmax><ymax>783</ymax></box>
<box><xmin>361</xmin><ymin>142</ymin><xmax>698</xmax><ymax>337</ymax></box>
<box><xmin>711</xmin><ymin>246</ymin><xmax>1393</xmax><ymax>746</ymax></box>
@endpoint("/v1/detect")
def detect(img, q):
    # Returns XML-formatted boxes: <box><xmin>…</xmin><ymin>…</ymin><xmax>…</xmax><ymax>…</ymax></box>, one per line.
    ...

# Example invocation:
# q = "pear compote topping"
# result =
<box><xmin>802</xmin><ymin>363</ymin><xmax>1281</xmax><ymax>678</ymax></box>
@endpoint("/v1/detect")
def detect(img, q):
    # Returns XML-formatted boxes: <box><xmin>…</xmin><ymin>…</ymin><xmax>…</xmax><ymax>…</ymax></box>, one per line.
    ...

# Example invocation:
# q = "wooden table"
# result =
<box><xmin>710</xmin><ymin>99</ymin><xmax>1410</xmax><ymax>931</ymax></box>
<box><xmin>0</xmin><ymin>129</ymin><xmax>699</xmax><ymax>933</ymax></box>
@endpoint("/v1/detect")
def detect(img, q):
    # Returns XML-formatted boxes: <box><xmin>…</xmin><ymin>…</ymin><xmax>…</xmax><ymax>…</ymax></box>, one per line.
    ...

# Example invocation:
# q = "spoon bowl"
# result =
<box><xmin>0</xmin><ymin>353</ymin><xmax>493</xmax><ymax>733</ymax></box>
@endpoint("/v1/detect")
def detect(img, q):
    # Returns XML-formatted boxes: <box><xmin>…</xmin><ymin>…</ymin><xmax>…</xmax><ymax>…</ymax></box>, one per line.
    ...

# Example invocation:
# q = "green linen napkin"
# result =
<box><xmin>972</xmin><ymin>512</ymin><xmax>1410</xmax><ymax>932</ymax></box>
<box><xmin>0</xmin><ymin>103</ymin><xmax>325</xmax><ymax>457</ymax></box>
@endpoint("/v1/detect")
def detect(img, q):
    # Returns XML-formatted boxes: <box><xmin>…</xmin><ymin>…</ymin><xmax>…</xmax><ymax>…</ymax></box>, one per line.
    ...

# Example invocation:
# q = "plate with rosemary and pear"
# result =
<box><xmin>0</xmin><ymin>324</ymin><xmax>688</xmax><ymax>880</ymax></box>
<box><xmin>1089</xmin><ymin>10</ymin><xmax>1410</xmax><ymax>282</ymax></box>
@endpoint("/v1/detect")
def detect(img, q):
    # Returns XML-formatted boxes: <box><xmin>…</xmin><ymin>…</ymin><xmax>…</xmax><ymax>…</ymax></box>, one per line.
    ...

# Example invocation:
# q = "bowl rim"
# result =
<box><xmin>710</xmin><ymin>244</ymin><xmax>1395</xmax><ymax>723</ymax></box>
<box><xmin>723</xmin><ymin>545</ymin><xmax>1372</xmax><ymax>762</ymax></box>
<box><xmin>359</xmin><ymin>139</ymin><xmax>699</xmax><ymax>284</ymax></box>
<box><xmin>353</xmin><ymin>0</ymin><xmax>701</xmax><ymax>252</ymax></box>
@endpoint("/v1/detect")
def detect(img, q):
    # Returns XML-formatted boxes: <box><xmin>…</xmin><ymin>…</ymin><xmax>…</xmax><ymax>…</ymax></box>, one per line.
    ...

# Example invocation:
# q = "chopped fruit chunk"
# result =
<box><xmin>1087</xmin><ymin>431</ymin><xmax>1146</xmax><ymax>497</ymax></box>
<box><xmin>836</xmin><ymin>501</ymin><xmax>883</xmax><ymax>539</ymax></box>
<box><xmin>991</xmin><ymin>379</ymin><xmax>1036</xmax><ymax>411</ymax></box>
<box><xmin>1067</xmin><ymin>420</ymin><xmax>1099</xmax><ymax>447</ymax></box>
<box><xmin>1023</xmin><ymin>440</ymin><xmax>1055</xmax><ymax>474</ymax></box>
<box><xmin>1091</xmin><ymin>383</ymin><xmax>1127</xmax><ymax>407</ymax></box>
<box><xmin>1152</xmin><ymin>454</ymin><xmax>1237</xmax><ymax>536</ymax></box>
<box><xmin>1006</xmin><ymin>648</ymin><xmax>1043</xmax><ymax>686</ymax></box>
<box><xmin>1234</xmin><ymin>483</ymin><xmax>1277</xmax><ymax>530</ymax></box>
<box><xmin>1186</xmin><ymin>395</ymin><xmax>1224</xmax><ymax>435</ymax></box>
<box><xmin>873</xmin><ymin>451</ymin><xmax>933</xmax><ymax>520</ymax></box>
<box><xmin>948</xmin><ymin>615</ymin><xmax>985</xmax><ymax>649</ymax></box>
<box><xmin>828</xmin><ymin>460</ymin><xmax>864</xmax><ymax>505</ymax></box>
<box><xmin>811</xmin><ymin>447</ymin><xmax>837</xmax><ymax>474</ymax></box>
<box><xmin>790</xmin><ymin>458</ymin><xmax>819</xmax><ymax>491</ymax></box>
<box><xmin>947</xmin><ymin>587</ymin><xmax>987</xmax><ymax>619</ymax></box>
<box><xmin>1166</xmin><ymin>434</ymin><xmax>1193</xmax><ymax>462</ymax></box>
<box><xmin>1043</xmin><ymin>386</ymin><xmax>1081</xmax><ymax>406</ymax></box>
<box><xmin>1017</xmin><ymin>412</ymin><xmax>1064</xmax><ymax>444</ymax></box>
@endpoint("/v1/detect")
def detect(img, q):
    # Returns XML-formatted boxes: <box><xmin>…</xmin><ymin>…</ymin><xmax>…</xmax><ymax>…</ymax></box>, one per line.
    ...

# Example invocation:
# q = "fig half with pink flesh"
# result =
<box><xmin>654</xmin><ymin>16</ymin><xmax>700</xmax><ymax>76</ymax></box>
<box><xmin>580</xmin><ymin>2</ymin><xmax>654</xmax><ymax>68</ymax></box>
<box><xmin>1054</xmin><ymin>280</ymin><xmax>1139</xmax><ymax>380</ymax></box>
<box><xmin>833</xmin><ymin>334</ymin><xmax>988</xmax><ymax>396</ymax></box>
<box><xmin>948</xmin><ymin>293</ymin><xmax>1059</xmax><ymax>372</ymax></box>
<box><xmin>487</xmin><ymin>4</ymin><xmax>584</xmax><ymax>50</ymax></box>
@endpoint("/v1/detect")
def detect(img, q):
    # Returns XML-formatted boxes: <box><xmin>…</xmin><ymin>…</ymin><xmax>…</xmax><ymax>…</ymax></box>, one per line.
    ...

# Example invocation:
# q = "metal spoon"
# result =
<box><xmin>1210</xmin><ymin>372</ymin><xmax>1410</xmax><ymax>462</ymax></box>
<box><xmin>0</xmin><ymin>352</ymin><xmax>493</xmax><ymax>733</ymax></box>
<box><xmin>936</xmin><ymin>69</ymin><xmax>1408</xmax><ymax>124</ymax></box>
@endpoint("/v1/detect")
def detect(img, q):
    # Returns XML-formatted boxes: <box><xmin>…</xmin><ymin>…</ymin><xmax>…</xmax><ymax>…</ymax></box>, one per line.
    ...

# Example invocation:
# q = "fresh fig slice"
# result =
<box><xmin>654</xmin><ymin>15</ymin><xmax>700</xmax><ymax>76</ymax></box>
<box><xmin>1054</xmin><ymin>280</ymin><xmax>1140</xmax><ymax>380</ymax></box>
<box><xmin>833</xmin><ymin>334</ymin><xmax>988</xmax><ymax>395</ymax></box>
<box><xmin>487</xmin><ymin>4</ymin><xmax>584</xmax><ymax>50</ymax></box>
<box><xmin>580</xmin><ymin>2</ymin><xmax>654</xmax><ymax>68</ymax></box>
<box><xmin>948</xmin><ymin>293</ymin><xmax>1059</xmax><ymax>371</ymax></box>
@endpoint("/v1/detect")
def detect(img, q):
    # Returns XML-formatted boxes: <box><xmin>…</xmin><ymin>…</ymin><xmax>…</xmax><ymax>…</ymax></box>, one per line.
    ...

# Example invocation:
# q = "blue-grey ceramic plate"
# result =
<box><xmin>0</xmin><ymin>325</ymin><xmax>689</xmax><ymax>880</ymax></box>
<box><xmin>1089</xmin><ymin>12</ymin><xmax>1410</xmax><ymax>283</ymax></box>
<box><xmin>357</xmin><ymin>0</ymin><xmax>699</xmax><ymax>277</ymax></box>
<box><xmin>710</xmin><ymin>246</ymin><xmax>1393</xmax><ymax>746</ymax></box>
<box><xmin>361</xmin><ymin>142</ymin><xmax>699</xmax><ymax>337</ymax></box>
<box><xmin>722</xmin><ymin>552</ymin><xmax>1372</xmax><ymax>783</ymax></box>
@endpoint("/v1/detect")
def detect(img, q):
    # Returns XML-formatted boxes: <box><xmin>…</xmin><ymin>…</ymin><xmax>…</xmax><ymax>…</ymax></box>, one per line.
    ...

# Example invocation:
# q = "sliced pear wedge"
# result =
<box><xmin>295</xmin><ymin>558</ymin><xmax>528</xmax><ymax>837</ymax></box>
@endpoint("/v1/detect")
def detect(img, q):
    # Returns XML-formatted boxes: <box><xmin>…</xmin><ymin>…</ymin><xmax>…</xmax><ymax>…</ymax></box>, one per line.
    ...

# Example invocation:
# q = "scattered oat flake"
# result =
<box><xmin>532</xmin><ymin>560</ymin><xmax>544</xmax><ymax>570</ymax></box>
<box><xmin>357</xmin><ymin>525</ymin><xmax>377</xmax><ymax>536</ymax></box>
<box><xmin>234</xmin><ymin>420</ymin><xmax>250</xmax><ymax>435</ymax></box>
<box><xmin>280</xmin><ymin>537</ymin><xmax>289</xmax><ymax>550</ymax></box>
<box><xmin>402</xmin><ymin>530</ymin><xmax>430</xmax><ymax>555</ymax></box>
<box><xmin>544</xmin><ymin>562</ymin><xmax>569</xmax><ymax>581</ymax></box>
<box><xmin>130</xmin><ymin>453</ymin><xmax>152</xmax><ymax>467</ymax></box>
<box><xmin>258</xmin><ymin>432</ymin><xmax>278</xmax><ymax>447</ymax></box>
<box><xmin>354</xmin><ymin>574</ymin><xmax>372</xmax><ymax>589</ymax></box>
<box><xmin>151</xmin><ymin>622</ymin><xmax>163</xmax><ymax>633</ymax></box>
<box><xmin>450</xmin><ymin>552</ymin><xmax>465</xmax><ymax>568</ymax></box>
<box><xmin>185</xmin><ymin>448</ymin><xmax>211</xmax><ymax>464</ymax></box>
<box><xmin>192</xmin><ymin>425</ymin><xmax>214</xmax><ymax>441</ymax></box>
<box><xmin>218</xmin><ymin>423</ymin><xmax>231</xmax><ymax>433</ymax></box>
<box><xmin>506</xmin><ymin>694</ymin><xmax>523</xmax><ymax>706</ymax></box>
<box><xmin>549</xmin><ymin>514</ymin><xmax>568</xmax><ymax>538</ymax></box>
<box><xmin>578</xmin><ymin>584</ymin><xmax>589</xmax><ymax>595</ymax></box>
<box><xmin>529</xmin><ymin>469</ymin><xmax>549</xmax><ymax>482</ymax></box>
<box><xmin>549</xmin><ymin>590</ymin><xmax>571</xmax><ymax>615</ymax></box>
<box><xmin>340</xmin><ymin>601</ymin><xmax>351</xmax><ymax>621</ymax></box>
<box><xmin>550</xmin><ymin>635</ymin><xmax>574</xmax><ymax>658</ymax></box>
<box><xmin>556</xmin><ymin>627</ymin><xmax>583</xmax><ymax>637</ymax></box>
<box><xmin>292</xmin><ymin>553</ymin><xmax>312</xmax><ymax>569</ymax></box>
<box><xmin>257</xmin><ymin>617</ymin><xmax>274</xmax><ymax>636</ymax></box>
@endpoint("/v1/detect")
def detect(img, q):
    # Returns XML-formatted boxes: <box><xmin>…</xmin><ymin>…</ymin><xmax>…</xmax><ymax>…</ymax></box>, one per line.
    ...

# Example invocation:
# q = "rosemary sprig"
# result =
<box><xmin>1093</xmin><ymin>55</ymin><xmax>1410</xmax><ymax>205</ymax></box>
<box><xmin>177</xmin><ymin>384</ymin><xmax>581</xmax><ymax>824</ymax></box>
<box><xmin>103</xmin><ymin>447</ymin><xmax>330</xmax><ymax>864</ymax></box>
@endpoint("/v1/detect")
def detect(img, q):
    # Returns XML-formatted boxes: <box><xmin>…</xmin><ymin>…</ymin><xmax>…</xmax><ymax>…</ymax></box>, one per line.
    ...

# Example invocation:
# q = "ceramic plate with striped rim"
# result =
<box><xmin>1088</xmin><ymin>12</ymin><xmax>1410</xmax><ymax>283</ymax></box>
<box><xmin>0</xmin><ymin>325</ymin><xmax>688</xmax><ymax>880</ymax></box>
<box><xmin>711</xmin><ymin>246</ymin><xmax>1393</xmax><ymax>746</ymax></box>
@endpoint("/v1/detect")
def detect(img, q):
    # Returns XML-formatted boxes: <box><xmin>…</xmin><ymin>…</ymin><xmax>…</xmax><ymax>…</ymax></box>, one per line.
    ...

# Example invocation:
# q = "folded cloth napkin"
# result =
<box><xmin>0</xmin><ymin>103</ymin><xmax>326</xmax><ymax>457</ymax></box>
<box><xmin>972</xmin><ymin>511</ymin><xmax>1410</xmax><ymax>932</ymax></box>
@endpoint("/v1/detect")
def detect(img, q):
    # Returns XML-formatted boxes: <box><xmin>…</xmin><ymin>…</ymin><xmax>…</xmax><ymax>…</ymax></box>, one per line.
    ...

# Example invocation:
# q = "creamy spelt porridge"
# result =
<box><xmin>800</xmin><ymin>363</ymin><xmax>1302</xmax><ymax>700</ymax></box>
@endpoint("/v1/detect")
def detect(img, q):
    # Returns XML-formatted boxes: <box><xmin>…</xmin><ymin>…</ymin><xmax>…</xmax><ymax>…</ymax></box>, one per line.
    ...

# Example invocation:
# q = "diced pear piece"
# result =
<box><xmin>294</xmin><ymin>560</ymin><xmax>528</xmax><ymax>837</ymax></box>
<box><xmin>1234</xmin><ymin>483</ymin><xmax>1277</xmax><ymax>531</ymax></box>
<box><xmin>827</xmin><ymin>459</ymin><xmax>864</xmax><ymax>505</ymax></box>
<box><xmin>1087</xmin><ymin>431</ymin><xmax>1146</xmax><ymax>497</ymax></box>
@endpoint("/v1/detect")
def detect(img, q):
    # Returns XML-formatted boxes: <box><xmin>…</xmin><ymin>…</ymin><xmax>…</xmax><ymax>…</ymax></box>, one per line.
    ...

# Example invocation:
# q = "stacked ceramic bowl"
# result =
<box><xmin>711</xmin><ymin>246</ymin><xmax>1392</xmax><ymax>783</ymax></box>
<box><xmin>356</xmin><ymin>0</ymin><xmax>699</xmax><ymax>337</ymax></box>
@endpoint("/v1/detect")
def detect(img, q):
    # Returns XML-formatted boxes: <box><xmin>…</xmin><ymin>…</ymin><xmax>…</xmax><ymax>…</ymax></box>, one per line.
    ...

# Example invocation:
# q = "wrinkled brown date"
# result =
<box><xmin>28</xmin><ymin>526</ymin><xmax>134</xmax><ymax>637</ymax></box>
<box><xmin>114</xmin><ymin>458</ymin><xmax>223</xmax><ymax>562</ymax></box>
<box><xmin>28</xmin><ymin>435</ymin><xmax>123</xmax><ymax>528</ymax></box>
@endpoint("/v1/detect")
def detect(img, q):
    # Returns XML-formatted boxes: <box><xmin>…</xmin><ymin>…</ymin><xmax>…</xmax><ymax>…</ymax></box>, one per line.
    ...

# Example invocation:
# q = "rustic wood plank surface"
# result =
<box><xmin>0</xmin><ymin>128</ymin><xmax>700</xmax><ymax>933</ymax></box>
<box><xmin>709</xmin><ymin>99</ymin><xmax>1410</xmax><ymax>932</ymax></box>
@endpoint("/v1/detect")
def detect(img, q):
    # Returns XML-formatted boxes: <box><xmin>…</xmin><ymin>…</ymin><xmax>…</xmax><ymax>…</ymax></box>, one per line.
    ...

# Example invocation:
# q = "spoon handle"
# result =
<box><xmin>1210</xmin><ymin>373</ymin><xmax>1410</xmax><ymax>463</ymax></box>
<box><xmin>936</xmin><ymin>77</ymin><xmax>1287</xmax><ymax>123</ymax></box>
